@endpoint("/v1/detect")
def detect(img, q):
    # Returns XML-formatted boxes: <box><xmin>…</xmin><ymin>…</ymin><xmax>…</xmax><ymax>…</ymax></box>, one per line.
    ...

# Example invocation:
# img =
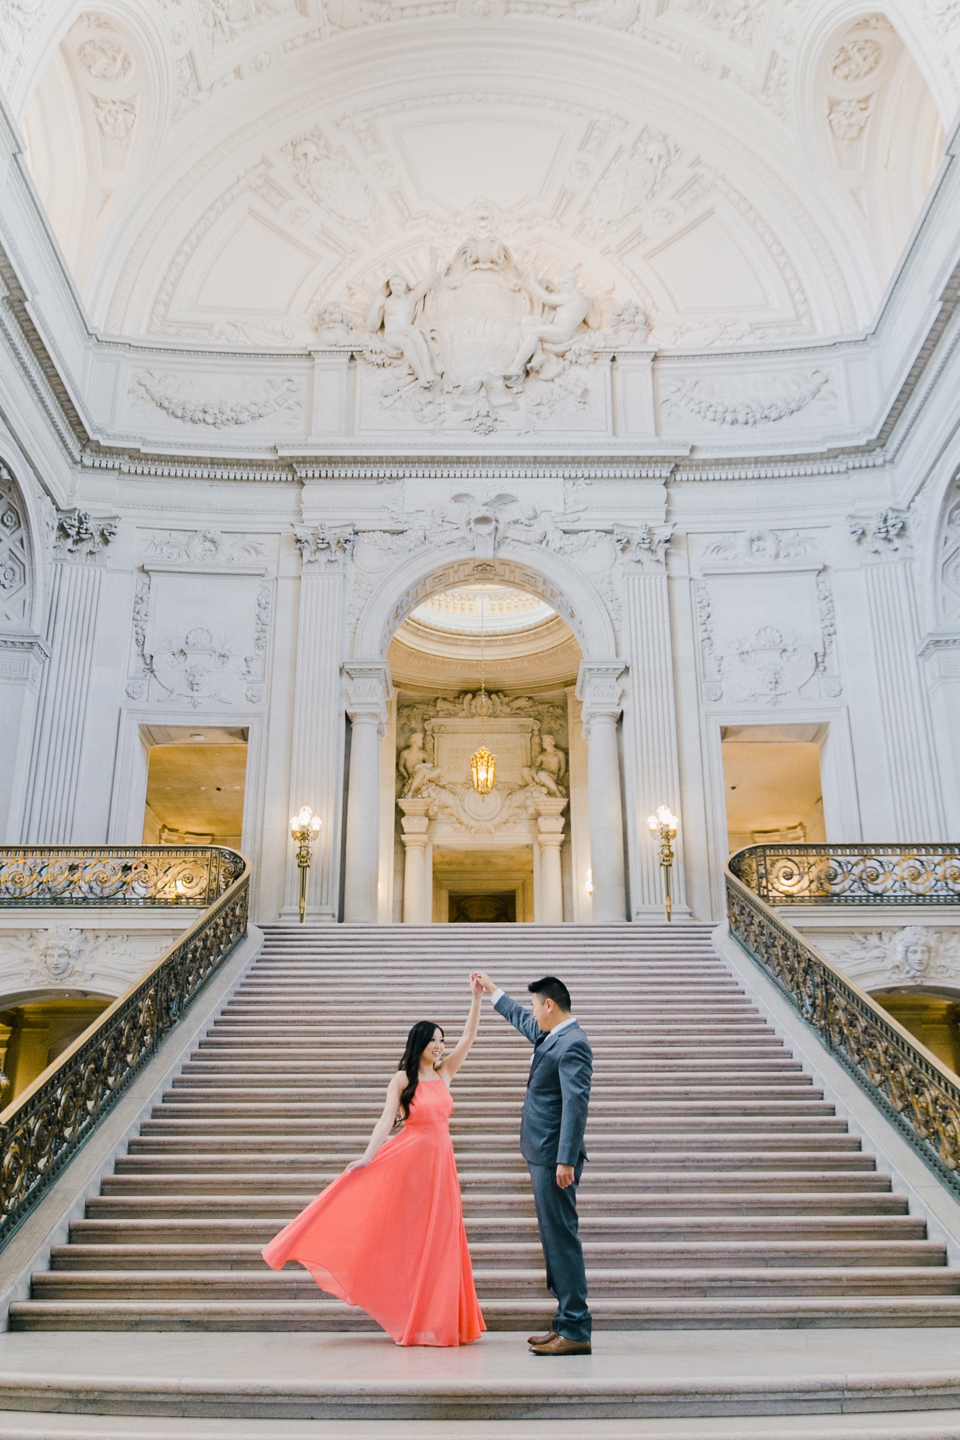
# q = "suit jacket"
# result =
<box><xmin>494</xmin><ymin>993</ymin><xmax>593</xmax><ymax>1167</ymax></box>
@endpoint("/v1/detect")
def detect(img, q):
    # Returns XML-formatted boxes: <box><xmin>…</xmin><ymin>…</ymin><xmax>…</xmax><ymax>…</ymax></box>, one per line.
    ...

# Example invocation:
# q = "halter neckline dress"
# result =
<box><xmin>262</xmin><ymin>1076</ymin><xmax>485</xmax><ymax>1346</ymax></box>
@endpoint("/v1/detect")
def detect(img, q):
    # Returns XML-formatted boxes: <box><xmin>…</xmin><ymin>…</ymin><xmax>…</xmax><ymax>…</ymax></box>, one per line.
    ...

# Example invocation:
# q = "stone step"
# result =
<box><xmin>13</xmin><ymin>1294</ymin><xmax>960</xmax><ymax>1334</ymax></box>
<box><xmin>25</xmin><ymin>1266</ymin><xmax>960</xmax><ymax>1301</ymax></box>
<box><xmin>49</xmin><ymin>1239</ymin><xmax>946</xmax><ymax>1270</ymax></box>
<box><xmin>69</xmin><ymin>1211</ymin><xmax>925</xmax><ymax>1243</ymax></box>
<box><xmin>96</xmin><ymin>1158</ymin><xmax>882</xmax><ymax>1195</ymax></box>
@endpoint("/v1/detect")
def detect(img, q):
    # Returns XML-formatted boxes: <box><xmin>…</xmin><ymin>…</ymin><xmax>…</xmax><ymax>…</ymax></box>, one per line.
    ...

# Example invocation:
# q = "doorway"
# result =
<box><xmin>141</xmin><ymin>726</ymin><xmax>248</xmax><ymax>848</ymax></box>
<box><xmin>433</xmin><ymin>847</ymin><xmax>534</xmax><ymax>922</ymax></box>
<box><xmin>722</xmin><ymin>724</ymin><xmax>827</xmax><ymax>855</ymax></box>
<box><xmin>0</xmin><ymin>996</ymin><xmax>111</xmax><ymax>1105</ymax></box>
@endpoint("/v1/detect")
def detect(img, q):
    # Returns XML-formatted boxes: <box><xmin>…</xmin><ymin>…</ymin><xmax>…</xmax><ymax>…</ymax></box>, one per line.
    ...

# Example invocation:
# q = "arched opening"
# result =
<box><xmin>0</xmin><ymin>991</ymin><xmax>112</xmax><ymax>1106</ymax></box>
<box><xmin>386</xmin><ymin>579</ymin><xmax>587</xmax><ymax>923</ymax></box>
<box><xmin>871</xmin><ymin>987</ymin><xmax>960</xmax><ymax>1077</ymax></box>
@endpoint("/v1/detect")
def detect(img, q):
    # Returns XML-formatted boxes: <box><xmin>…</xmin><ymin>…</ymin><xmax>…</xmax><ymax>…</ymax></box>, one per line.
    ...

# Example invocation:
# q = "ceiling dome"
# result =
<box><xmin>409</xmin><ymin>585</ymin><xmax>556</xmax><ymax>636</ymax></box>
<box><xmin>8</xmin><ymin>3</ymin><xmax>951</xmax><ymax>348</ymax></box>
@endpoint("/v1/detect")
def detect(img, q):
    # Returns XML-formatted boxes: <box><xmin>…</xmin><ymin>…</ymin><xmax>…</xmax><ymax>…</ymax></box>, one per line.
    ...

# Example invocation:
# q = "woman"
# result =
<box><xmin>262</xmin><ymin>976</ymin><xmax>486</xmax><ymax>1347</ymax></box>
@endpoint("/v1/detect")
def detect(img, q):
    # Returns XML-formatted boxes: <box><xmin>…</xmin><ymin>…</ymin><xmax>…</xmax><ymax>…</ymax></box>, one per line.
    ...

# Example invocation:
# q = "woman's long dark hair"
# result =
<box><xmin>398</xmin><ymin>1020</ymin><xmax>444</xmax><ymax>1119</ymax></box>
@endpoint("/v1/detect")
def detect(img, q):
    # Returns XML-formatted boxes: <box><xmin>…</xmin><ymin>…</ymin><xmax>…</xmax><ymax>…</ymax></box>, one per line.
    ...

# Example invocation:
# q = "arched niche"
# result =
<box><xmin>351</xmin><ymin>544</ymin><xmax>619</xmax><ymax>664</ymax></box>
<box><xmin>935</xmin><ymin>469</ymin><xmax>960</xmax><ymax>628</ymax></box>
<box><xmin>805</xmin><ymin>12</ymin><xmax>944</xmax><ymax>295</ymax></box>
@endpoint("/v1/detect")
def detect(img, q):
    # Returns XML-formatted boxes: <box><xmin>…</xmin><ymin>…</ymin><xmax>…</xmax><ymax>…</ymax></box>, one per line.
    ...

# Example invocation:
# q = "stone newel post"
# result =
<box><xmin>342</xmin><ymin>661</ymin><xmax>392</xmax><ymax>922</ymax></box>
<box><xmin>576</xmin><ymin>660</ymin><xmax>627</xmax><ymax>923</ymax></box>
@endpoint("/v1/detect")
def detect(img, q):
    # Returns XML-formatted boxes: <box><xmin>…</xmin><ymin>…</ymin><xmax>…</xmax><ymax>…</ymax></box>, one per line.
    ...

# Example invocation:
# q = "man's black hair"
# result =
<box><xmin>528</xmin><ymin>975</ymin><xmax>571</xmax><ymax>1012</ymax></box>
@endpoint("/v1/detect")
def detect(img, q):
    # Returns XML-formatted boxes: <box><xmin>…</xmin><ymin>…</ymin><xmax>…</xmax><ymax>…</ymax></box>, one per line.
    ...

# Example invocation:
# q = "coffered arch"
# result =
<box><xmin>351</xmin><ymin>545</ymin><xmax>618</xmax><ymax>664</ymax></box>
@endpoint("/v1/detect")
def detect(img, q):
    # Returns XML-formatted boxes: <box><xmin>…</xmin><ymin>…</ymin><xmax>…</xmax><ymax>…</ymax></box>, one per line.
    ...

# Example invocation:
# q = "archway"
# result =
<box><xmin>343</xmin><ymin>542</ymin><xmax>625</xmax><ymax>924</ymax></box>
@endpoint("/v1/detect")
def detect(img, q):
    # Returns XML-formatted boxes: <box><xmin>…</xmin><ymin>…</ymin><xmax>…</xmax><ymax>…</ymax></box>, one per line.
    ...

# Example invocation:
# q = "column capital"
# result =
<box><xmin>342</xmin><ymin>660</ymin><xmax>392</xmax><ymax>733</ymax></box>
<box><xmin>576</xmin><ymin>660</ymin><xmax>626</xmax><ymax>728</ymax></box>
<box><xmin>54</xmin><ymin>509</ymin><xmax>119</xmax><ymax>564</ymax></box>
<box><xmin>295</xmin><ymin>524</ymin><xmax>356</xmax><ymax>571</ymax></box>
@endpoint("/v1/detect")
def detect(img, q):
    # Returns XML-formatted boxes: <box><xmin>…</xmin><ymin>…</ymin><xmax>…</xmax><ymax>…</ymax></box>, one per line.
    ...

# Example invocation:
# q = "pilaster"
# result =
<box><xmin>619</xmin><ymin>531</ymin><xmax>690</xmax><ymax>920</ymax></box>
<box><xmin>576</xmin><ymin>659</ymin><xmax>627</xmax><ymax>923</ymax></box>
<box><xmin>851</xmin><ymin>515</ymin><xmax>945</xmax><ymax>839</ymax></box>
<box><xmin>282</xmin><ymin>528</ymin><xmax>352</xmax><ymax>921</ymax></box>
<box><xmin>24</xmin><ymin>511</ymin><xmax>117</xmax><ymax>844</ymax></box>
<box><xmin>342</xmin><ymin>659</ymin><xmax>393</xmax><ymax>923</ymax></box>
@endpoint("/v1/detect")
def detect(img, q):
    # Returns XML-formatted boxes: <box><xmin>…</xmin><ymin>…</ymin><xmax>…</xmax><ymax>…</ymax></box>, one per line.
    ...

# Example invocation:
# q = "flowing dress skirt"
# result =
<box><xmin>261</xmin><ymin>1077</ymin><xmax>485</xmax><ymax>1346</ymax></box>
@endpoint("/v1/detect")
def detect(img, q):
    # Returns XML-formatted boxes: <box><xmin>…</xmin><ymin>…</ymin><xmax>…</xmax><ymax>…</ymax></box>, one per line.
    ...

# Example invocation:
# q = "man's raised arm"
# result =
<box><xmin>471</xmin><ymin>971</ymin><xmax>540</xmax><ymax>1045</ymax></box>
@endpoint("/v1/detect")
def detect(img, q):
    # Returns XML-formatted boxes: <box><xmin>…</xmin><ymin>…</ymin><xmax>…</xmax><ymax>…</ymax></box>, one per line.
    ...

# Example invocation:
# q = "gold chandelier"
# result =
<box><xmin>470</xmin><ymin>590</ymin><xmax>497</xmax><ymax>795</ymax></box>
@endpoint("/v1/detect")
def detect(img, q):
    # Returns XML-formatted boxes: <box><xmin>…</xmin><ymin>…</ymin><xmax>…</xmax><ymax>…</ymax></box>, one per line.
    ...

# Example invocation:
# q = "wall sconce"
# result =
<box><xmin>290</xmin><ymin>805</ymin><xmax>321</xmax><ymax>923</ymax></box>
<box><xmin>647</xmin><ymin>805</ymin><xmax>678</xmax><ymax>922</ymax></box>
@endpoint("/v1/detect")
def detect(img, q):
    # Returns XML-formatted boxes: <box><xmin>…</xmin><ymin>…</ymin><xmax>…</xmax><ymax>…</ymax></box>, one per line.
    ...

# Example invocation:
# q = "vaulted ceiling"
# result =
<box><xmin>3</xmin><ymin>0</ymin><xmax>953</xmax><ymax>347</ymax></box>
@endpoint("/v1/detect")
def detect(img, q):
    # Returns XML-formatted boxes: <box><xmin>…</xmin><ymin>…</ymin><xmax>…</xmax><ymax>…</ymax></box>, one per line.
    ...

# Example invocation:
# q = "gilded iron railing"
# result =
<box><xmin>0</xmin><ymin>846</ymin><xmax>249</xmax><ymax>1248</ymax></box>
<box><xmin>730</xmin><ymin>843</ymin><xmax>960</xmax><ymax>906</ymax></box>
<box><xmin>726</xmin><ymin>845</ymin><xmax>960</xmax><ymax>1197</ymax></box>
<box><xmin>0</xmin><ymin>845</ymin><xmax>244</xmax><ymax>906</ymax></box>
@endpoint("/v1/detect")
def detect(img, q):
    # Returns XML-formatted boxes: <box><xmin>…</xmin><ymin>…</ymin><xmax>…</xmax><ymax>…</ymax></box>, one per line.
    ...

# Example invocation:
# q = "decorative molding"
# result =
<box><xmin>125</xmin><ymin>573</ymin><xmax>272</xmax><ymax>707</ymax></box>
<box><xmin>141</xmin><ymin>528</ymin><xmax>267</xmax><ymax>565</ymax></box>
<box><xmin>575</xmin><ymin>659</ymin><xmax>626</xmax><ymax>729</ymax></box>
<box><xmin>701</xmin><ymin>528</ymin><xmax>819</xmax><ymax>566</ymax></box>
<box><xmin>295</xmin><ymin>524</ymin><xmax>357</xmax><ymax>570</ymax></box>
<box><xmin>342</xmin><ymin>659</ymin><xmax>392</xmax><ymax>733</ymax></box>
<box><xmin>129</xmin><ymin>373</ymin><xmax>303</xmax><ymax>428</ymax></box>
<box><xmin>54</xmin><ymin>509</ymin><xmax>118</xmax><ymax>562</ymax></box>
<box><xmin>661</xmin><ymin>370</ymin><xmax>834</xmax><ymax>427</ymax></box>
<box><xmin>849</xmin><ymin>508</ymin><xmax>909</xmax><ymax>556</ymax></box>
<box><xmin>0</xmin><ymin>636</ymin><xmax>49</xmax><ymax>686</ymax></box>
<box><xmin>614</xmin><ymin>523</ymin><xmax>673</xmax><ymax>572</ymax></box>
<box><xmin>0</xmin><ymin>467</ymin><xmax>30</xmax><ymax>627</ymax></box>
<box><xmin>817</xmin><ymin>925</ymin><xmax>960</xmax><ymax>990</ymax></box>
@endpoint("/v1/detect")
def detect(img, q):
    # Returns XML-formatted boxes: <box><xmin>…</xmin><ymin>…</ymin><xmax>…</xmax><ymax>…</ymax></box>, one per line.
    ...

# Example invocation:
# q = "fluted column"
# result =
<box><xmin>283</xmin><ymin>529</ymin><xmax>353</xmax><ymax>921</ymax></box>
<box><xmin>25</xmin><ymin>511</ymin><xmax>117</xmax><ymax>843</ymax></box>
<box><xmin>852</xmin><ymin>517</ymin><xmax>946</xmax><ymax>838</ymax></box>
<box><xmin>343</xmin><ymin>660</ymin><xmax>392</xmax><ymax>922</ymax></box>
<box><xmin>619</xmin><ymin>531</ymin><xmax>687</xmax><ymax>918</ymax></box>
<box><xmin>534</xmin><ymin>798</ymin><xmax>566</xmax><ymax>923</ymax></box>
<box><xmin>398</xmin><ymin>799</ymin><xmax>430</xmax><ymax>923</ymax></box>
<box><xmin>576</xmin><ymin>661</ymin><xmax>627</xmax><ymax>923</ymax></box>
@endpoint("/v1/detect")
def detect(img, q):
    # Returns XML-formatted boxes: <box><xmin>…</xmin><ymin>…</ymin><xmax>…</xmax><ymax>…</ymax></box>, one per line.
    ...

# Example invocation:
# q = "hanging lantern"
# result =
<box><xmin>471</xmin><ymin>744</ymin><xmax>497</xmax><ymax>795</ymax></box>
<box><xmin>470</xmin><ymin>588</ymin><xmax>497</xmax><ymax>795</ymax></box>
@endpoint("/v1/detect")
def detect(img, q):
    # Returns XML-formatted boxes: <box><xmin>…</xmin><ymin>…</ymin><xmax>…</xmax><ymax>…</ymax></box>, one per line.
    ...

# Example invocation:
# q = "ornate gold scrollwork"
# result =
<box><xmin>727</xmin><ymin>845</ymin><xmax>960</xmax><ymax>1192</ymax></box>
<box><xmin>0</xmin><ymin>846</ymin><xmax>248</xmax><ymax>1248</ymax></box>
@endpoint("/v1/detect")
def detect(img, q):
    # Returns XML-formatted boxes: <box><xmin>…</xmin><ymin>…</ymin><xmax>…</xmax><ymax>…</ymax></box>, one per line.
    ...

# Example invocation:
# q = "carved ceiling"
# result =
<box><xmin>4</xmin><ymin>1</ymin><xmax>953</xmax><ymax>346</ymax></box>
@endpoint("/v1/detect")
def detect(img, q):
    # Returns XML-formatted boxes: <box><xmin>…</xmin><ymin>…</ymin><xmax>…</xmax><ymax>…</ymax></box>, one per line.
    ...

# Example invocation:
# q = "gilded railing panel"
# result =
<box><xmin>730</xmin><ymin>843</ymin><xmax>960</xmax><ymax>906</ymax></box>
<box><xmin>0</xmin><ymin>846</ymin><xmax>249</xmax><ymax>1248</ymax></box>
<box><xmin>726</xmin><ymin>846</ymin><xmax>960</xmax><ymax>1197</ymax></box>
<box><xmin>0</xmin><ymin>846</ymin><xmax>244</xmax><ymax>906</ymax></box>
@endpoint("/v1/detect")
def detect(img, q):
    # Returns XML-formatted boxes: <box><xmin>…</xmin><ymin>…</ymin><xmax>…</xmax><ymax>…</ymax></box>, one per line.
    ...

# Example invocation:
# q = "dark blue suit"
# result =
<box><xmin>493</xmin><ymin>992</ymin><xmax>593</xmax><ymax>1341</ymax></box>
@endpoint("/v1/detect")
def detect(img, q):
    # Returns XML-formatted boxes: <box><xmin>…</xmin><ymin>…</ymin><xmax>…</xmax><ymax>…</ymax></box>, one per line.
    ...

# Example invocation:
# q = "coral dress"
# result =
<box><xmin>261</xmin><ymin>1077</ymin><xmax>486</xmax><ymax>1346</ymax></box>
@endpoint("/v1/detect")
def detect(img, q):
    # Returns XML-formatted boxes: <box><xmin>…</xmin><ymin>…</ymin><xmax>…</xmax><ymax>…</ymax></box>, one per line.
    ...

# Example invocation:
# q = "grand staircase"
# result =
<box><xmin>10</xmin><ymin>923</ymin><xmax>960</xmax><ymax>1332</ymax></box>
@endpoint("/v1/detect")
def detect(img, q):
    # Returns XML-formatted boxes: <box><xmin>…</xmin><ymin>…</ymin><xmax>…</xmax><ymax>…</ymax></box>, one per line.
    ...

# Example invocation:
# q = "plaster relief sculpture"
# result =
<box><xmin>662</xmin><ymin>370</ymin><xmax>834</xmax><ymax>427</ymax></box>
<box><xmin>520</xmin><ymin>735</ymin><xmax>567</xmax><ymax>797</ymax></box>
<box><xmin>395</xmin><ymin>692</ymin><xmax>568</xmax><ymax>836</ymax></box>
<box><xmin>849</xmin><ymin>508</ymin><xmax>909</xmax><ymax>555</ymax></box>
<box><xmin>816</xmin><ymin>926</ymin><xmax>960</xmax><ymax>991</ymax></box>
<box><xmin>337</xmin><ymin>222</ymin><xmax>637</xmax><ymax>433</ymax></box>
<box><xmin>0</xmin><ymin>471</ymin><xmax>30</xmax><ymax>627</ymax></box>
<box><xmin>939</xmin><ymin>486</ymin><xmax>960</xmax><ymax>622</ymax></box>
<box><xmin>397</xmin><ymin>732</ymin><xmax>443</xmax><ymax>796</ymax></box>
<box><xmin>364</xmin><ymin>252</ymin><xmax>441</xmax><ymax>387</ymax></box>
<box><xmin>702</xmin><ymin>528</ymin><xmax>818</xmax><ymax>565</ymax></box>
<box><xmin>142</xmin><ymin>529</ymin><xmax>266</xmax><ymax>564</ymax></box>
<box><xmin>130</xmin><ymin>373</ymin><xmax>302</xmax><ymax>428</ymax></box>
<box><xmin>92</xmin><ymin>97</ymin><xmax>137</xmax><ymax>142</ymax></box>
<box><xmin>55</xmin><ymin>510</ymin><xmax>118</xmax><ymax>561</ymax></box>
<box><xmin>78</xmin><ymin>35</ymin><xmax>134</xmax><ymax>79</ymax></box>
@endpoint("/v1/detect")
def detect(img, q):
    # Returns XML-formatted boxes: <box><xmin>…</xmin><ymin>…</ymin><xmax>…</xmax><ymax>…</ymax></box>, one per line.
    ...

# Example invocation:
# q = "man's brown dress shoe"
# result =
<box><xmin>527</xmin><ymin>1330</ymin><xmax>559</xmax><ymax>1346</ymax></box>
<box><xmin>529</xmin><ymin>1335</ymin><xmax>592</xmax><ymax>1356</ymax></box>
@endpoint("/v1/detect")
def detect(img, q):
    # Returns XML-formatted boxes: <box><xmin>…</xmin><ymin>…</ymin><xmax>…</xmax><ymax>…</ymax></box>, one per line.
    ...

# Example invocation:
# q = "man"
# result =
<box><xmin>471</xmin><ymin>970</ymin><xmax>593</xmax><ymax>1356</ymax></box>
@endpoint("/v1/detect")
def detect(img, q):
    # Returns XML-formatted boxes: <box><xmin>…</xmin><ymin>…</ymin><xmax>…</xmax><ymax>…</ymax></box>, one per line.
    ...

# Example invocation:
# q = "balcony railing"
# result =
<box><xmin>0</xmin><ymin>846</ymin><xmax>249</xmax><ymax>1248</ymax></box>
<box><xmin>726</xmin><ymin>844</ymin><xmax>960</xmax><ymax>1199</ymax></box>
<box><xmin>730</xmin><ymin>842</ymin><xmax>960</xmax><ymax>906</ymax></box>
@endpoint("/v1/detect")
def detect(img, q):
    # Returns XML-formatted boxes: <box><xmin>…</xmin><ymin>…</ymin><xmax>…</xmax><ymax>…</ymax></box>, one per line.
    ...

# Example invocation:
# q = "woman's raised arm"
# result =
<box><xmin>441</xmin><ymin>977</ymin><xmax>484</xmax><ymax>1081</ymax></box>
<box><xmin>346</xmin><ymin>1071</ymin><xmax>404</xmax><ymax>1171</ymax></box>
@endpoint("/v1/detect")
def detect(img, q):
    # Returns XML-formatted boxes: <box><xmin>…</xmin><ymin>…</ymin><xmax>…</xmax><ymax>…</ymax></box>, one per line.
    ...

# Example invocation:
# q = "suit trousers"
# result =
<box><xmin>527</xmin><ymin>1160</ymin><xmax>591</xmax><ymax>1341</ymax></box>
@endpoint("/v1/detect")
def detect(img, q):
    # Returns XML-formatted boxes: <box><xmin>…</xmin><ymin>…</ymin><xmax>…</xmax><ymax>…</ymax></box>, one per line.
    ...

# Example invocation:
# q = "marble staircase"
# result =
<box><xmin>9</xmin><ymin>922</ymin><xmax>960</xmax><ymax>1334</ymax></box>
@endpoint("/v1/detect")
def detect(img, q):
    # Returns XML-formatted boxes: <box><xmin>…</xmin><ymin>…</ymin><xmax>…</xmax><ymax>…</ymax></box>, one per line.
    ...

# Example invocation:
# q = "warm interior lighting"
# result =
<box><xmin>648</xmin><ymin>804</ymin><xmax>678</xmax><ymax>835</ymax></box>
<box><xmin>470</xmin><ymin>586</ymin><xmax>497</xmax><ymax>795</ymax></box>
<box><xmin>290</xmin><ymin>806</ymin><xmax>322</xmax><ymax>922</ymax></box>
<box><xmin>470</xmin><ymin>745</ymin><xmax>497</xmax><ymax>795</ymax></box>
